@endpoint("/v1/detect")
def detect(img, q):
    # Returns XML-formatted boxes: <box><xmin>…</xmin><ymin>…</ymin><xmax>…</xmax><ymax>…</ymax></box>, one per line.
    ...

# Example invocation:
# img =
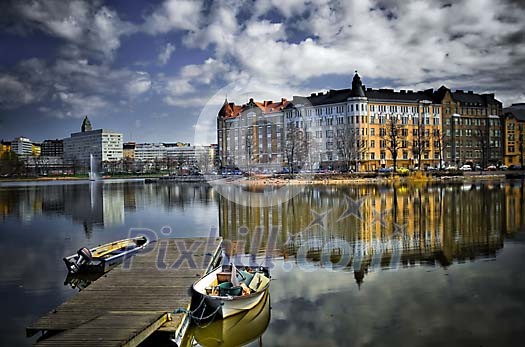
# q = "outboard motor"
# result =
<box><xmin>70</xmin><ymin>247</ymin><xmax>93</xmax><ymax>274</ymax></box>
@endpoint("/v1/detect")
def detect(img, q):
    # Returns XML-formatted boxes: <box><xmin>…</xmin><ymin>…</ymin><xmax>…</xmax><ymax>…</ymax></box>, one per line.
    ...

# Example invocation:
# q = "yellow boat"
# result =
<box><xmin>63</xmin><ymin>236</ymin><xmax>149</xmax><ymax>274</ymax></box>
<box><xmin>191</xmin><ymin>265</ymin><xmax>271</xmax><ymax>320</ymax></box>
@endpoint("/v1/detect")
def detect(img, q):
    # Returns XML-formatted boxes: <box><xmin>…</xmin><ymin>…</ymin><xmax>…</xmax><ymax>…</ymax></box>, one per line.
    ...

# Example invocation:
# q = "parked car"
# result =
<box><xmin>499</xmin><ymin>165</ymin><xmax>508</xmax><ymax>170</ymax></box>
<box><xmin>459</xmin><ymin>165</ymin><xmax>472</xmax><ymax>171</ymax></box>
<box><xmin>509</xmin><ymin>165</ymin><xmax>523</xmax><ymax>170</ymax></box>
<box><xmin>486</xmin><ymin>165</ymin><xmax>497</xmax><ymax>171</ymax></box>
<box><xmin>445</xmin><ymin>165</ymin><xmax>458</xmax><ymax>171</ymax></box>
<box><xmin>396</xmin><ymin>167</ymin><xmax>410</xmax><ymax>174</ymax></box>
<box><xmin>474</xmin><ymin>164</ymin><xmax>482</xmax><ymax>171</ymax></box>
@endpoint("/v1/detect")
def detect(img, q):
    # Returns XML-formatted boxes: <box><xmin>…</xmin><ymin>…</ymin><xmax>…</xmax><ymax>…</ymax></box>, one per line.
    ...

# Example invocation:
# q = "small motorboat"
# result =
<box><xmin>191</xmin><ymin>264</ymin><xmax>271</xmax><ymax>320</ymax></box>
<box><xmin>63</xmin><ymin>236</ymin><xmax>149</xmax><ymax>274</ymax></box>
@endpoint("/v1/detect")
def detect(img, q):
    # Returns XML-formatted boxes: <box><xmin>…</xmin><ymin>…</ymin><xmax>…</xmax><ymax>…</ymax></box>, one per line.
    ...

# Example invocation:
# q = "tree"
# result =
<box><xmin>285</xmin><ymin>123</ymin><xmax>309</xmax><ymax>175</ymax></box>
<box><xmin>475</xmin><ymin>128</ymin><xmax>490</xmax><ymax>168</ymax></box>
<box><xmin>336</xmin><ymin>127</ymin><xmax>365</xmax><ymax>172</ymax></box>
<box><xmin>519</xmin><ymin>124</ymin><xmax>524</xmax><ymax>168</ymax></box>
<box><xmin>412</xmin><ymin>117</ymin><xmax>427</xmax><ymax>170</ymax></box>
<box><xmin>433</xmin><ymin>129</ymin><xmax>449</xmax><ymax>170</ymax></box>
<box><xmin>245</xmin><ymin>126</ymin><xmax>254</xmax><ymax>175</ymax></box>
<box><xmin>196</xmin><ymin>147</ymin><xmax>211</xmax><ymax>173</ymax></box>
<box><xmin>0</xmin><ymin>151</ymin><xmax>23</xmax><ymax>176</ymax></box>
<box><xmin>381</xmin><ymin>116</ymin><xmax>407</xmax><ymax>171</ymax></box>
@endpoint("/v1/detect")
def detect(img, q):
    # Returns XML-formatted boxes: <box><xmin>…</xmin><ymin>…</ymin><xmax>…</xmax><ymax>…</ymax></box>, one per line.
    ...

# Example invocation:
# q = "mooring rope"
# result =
<box><xmin>173</xmin><ymin>296</ymin><xmax>223</xmax><ymax>325</ymax></box>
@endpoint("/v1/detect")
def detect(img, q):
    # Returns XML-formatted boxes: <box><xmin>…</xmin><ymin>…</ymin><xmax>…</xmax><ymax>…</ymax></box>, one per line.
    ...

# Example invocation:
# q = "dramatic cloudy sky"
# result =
<box><xmin>1</xmin><ymin>0</ymin><xmax>524</xmax><ymax>144</ymax></box>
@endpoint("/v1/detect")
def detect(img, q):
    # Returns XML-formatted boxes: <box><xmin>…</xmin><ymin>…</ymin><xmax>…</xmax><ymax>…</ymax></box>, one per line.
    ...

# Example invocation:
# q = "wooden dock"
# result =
<box><xmin>27</xmin><ymin>237</ymin><xmax>222</xmax><ymax>346</ymax></box>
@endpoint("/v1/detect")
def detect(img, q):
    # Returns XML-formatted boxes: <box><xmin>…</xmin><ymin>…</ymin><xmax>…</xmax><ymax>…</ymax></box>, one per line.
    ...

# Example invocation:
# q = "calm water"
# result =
<box><xmin>1</xmin><ymin>179</ymin><xmax>525</xmax><ymax>346</ymax></box>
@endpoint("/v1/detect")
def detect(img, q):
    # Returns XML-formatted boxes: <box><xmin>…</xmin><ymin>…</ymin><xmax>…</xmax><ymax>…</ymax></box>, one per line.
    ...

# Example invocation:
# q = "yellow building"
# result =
<box><xmin>123</xmin><ymin>142</ymin><xmax>136</xmax><ymax>159</ymax></box>
<box><xmin>32</xmin><ymin>143</ymin><xmax>41</xmax><ymax>157</ymax></box>
<box><xmin>365</xmin><ymin>90</ymin><xmax>442</xmax><ymax>171</ymax></box>
<box><xmin>0</xmin><ymin>141</ymin><xmax>11</xmax><ymax>156</ymax></box>
<box><xmin>503</xmin><ymin>103</ymin><xmax>525</xmax><ymax>167</ymax></box>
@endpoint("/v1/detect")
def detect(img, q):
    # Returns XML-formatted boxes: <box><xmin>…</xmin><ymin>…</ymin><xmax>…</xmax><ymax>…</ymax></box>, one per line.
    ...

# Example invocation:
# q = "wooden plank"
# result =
<box><xmin>36</xmin><ymin>312</ymin><xmax>170</xmax><ymax>347</ymax></box>
<box><xmin>28</xmin><ymin>237</ymin><xmax>222</xmax><ymax>345</ymax></box>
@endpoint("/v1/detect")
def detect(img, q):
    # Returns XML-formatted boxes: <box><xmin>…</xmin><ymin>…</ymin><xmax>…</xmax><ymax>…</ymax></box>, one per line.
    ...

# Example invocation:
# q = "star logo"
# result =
<box><xmin>371</xmin><ymin>208</ymin><xmax>391</xmax><ymax>228</ymax></box>
<box><xmin>337</xmin><ymin>194</ymin><xmax>365</xmax><ymax>222</ymax></box>
<box><xmin>392</xmin><ymin>223</ymin><xmax>407</xmax><ymax>239</ymax></box>
<box><xmin>306</xmin><ymin>209</ymin><xmax>331</xmax><ymax>229</ymax></box>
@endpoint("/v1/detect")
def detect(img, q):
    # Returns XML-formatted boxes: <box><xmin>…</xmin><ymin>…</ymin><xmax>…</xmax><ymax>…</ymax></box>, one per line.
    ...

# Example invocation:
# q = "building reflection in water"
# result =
<box><xmin>219</xmin><ymin>181</ymin><xmax>525</xmax><ymax>286</ymax></box>
<box><xmin>0</xmin><ymin>181</ymin><xmax>217</xmax><ymax>238</ymax></box>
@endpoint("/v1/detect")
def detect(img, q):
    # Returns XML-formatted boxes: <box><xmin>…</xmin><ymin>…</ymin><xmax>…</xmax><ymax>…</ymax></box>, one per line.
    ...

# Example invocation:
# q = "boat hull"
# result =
<box><xmin>193</xmin><ymin>287</ymin><xmax>268</xmax><ymax>319</ymax></box>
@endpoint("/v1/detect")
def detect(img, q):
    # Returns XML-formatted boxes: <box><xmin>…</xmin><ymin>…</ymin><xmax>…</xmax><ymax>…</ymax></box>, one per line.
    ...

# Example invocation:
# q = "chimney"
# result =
<box><xmin>318</xmin><ymin>92</ymin><xmax>323</xmax><ymax>96</ymax></box>
<box><xmin>407</xmin><ymin>90</ymin><xmax>413</xmax><ymax>94</ymax></box>
<box><xmin>468</xmin><ymin>91</ymin><xmax>473</xmax><ymax>94</ymax></box>
<box><xmin>400</xmin><ymin>90</ymin><xmax>406</xmax><ymax>94</ymax></box>
<box><xmin>311</xmin><ymin>93</ymin><xmax>316</xmax><ymax>97</ymax></box>
<box><xmin>281</xmin><ymin>98</ymin><xmax>287</xmax><ymax>103</ymax></box>
<box><xmin>456</xmin><ymin>89</ymin><xmax>464</xmax><ymax>93</ymax></box>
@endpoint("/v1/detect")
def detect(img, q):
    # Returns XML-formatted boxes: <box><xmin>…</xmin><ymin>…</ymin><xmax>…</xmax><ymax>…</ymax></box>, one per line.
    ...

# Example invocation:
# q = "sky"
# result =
<box><xmin>0</xmin><ymin>0</ymin><xmax>524</xmax><ymax>145</ymax></box>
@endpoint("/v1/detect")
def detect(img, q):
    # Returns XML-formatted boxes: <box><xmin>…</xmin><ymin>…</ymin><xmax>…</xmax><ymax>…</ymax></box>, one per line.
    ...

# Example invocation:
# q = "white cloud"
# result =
<box><xmin>160</xmin><ymin>58</ymin><xmax>231</xmax><ymax>105</ymax></box>
<box><xmin>143</xmin><ymin>0</ymin><xmax>203</xmax><ymax>34</ymax></box>
<box><xmin>169</xmin><ymin>0</ymin><xmax>525</xmax><ymax>105</ymax></box>
<box><xmin>12</xmin><ymin>0</ymin><xmax>135</xmax><ymax>60</ymax></box>
<box><xmin>55</xmin><ymin>91</ymin><xmax>108</xmax><ymax>118</ymax></box>
<box><xmin>126</xmin><ymin>72</ymin><xmax>152</xmax><ymax>97</ymax></box>
<box><xmin>158</xmin><ymin>42</ymin><xmax>176</xmax><ymax>65</ymax></box>
<box><xmin>0</xmin><ymin>74</ymin><xmax>35</xmax><ymax>109</ymax></box>
<box><xmin>166</xmin><ymin>79</ymin><xmax>195</xmax><ymax>96</ymax></box>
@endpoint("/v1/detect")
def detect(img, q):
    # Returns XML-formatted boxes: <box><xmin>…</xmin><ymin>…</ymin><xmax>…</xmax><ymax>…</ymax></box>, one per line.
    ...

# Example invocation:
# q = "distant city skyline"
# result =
<box><xmin>1</xmin><ymin>0</ymin><xmax>524</xmax><ymax>143</ymax></box>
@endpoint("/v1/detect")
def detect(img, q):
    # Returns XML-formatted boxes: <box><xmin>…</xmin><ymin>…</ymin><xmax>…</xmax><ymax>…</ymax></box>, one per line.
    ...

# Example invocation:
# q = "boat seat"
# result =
<box><xmin>248</xmin><ymin>273</ymin><xmax>270</xmax><ymax>292</ymax></box>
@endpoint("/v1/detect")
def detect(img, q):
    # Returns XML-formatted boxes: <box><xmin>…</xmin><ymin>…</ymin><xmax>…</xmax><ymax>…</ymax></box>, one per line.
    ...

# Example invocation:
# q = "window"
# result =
<box><xmin>326</xmin><ymin>130</ymin><xmax>334</xmax><ymax>138</ymax></box>
<box><xmin>370</xmin><ymin>140</ymin><xmax>375</xmax><ymax>148</ymax></box>
<box><xmin>370</xmin><ymin>128</ymin><xmax>375</xmax><ymax>136</ymax></box>
<box><xmin>370</xmin><ymin>152</ymin><xmax>375</xmax><ymax>160</ymax></box>
<box><xmin>380</xmin><ymin>128</ymin><xmax>386</xmax><ymax>136</ymax></box>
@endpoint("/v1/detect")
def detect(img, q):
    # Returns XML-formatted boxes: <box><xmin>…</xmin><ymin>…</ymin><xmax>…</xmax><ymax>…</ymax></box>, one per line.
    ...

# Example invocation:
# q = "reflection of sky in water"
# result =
<box><xmin>0</xmin><ymin>180</ymin><xmax>524</xmax><ymax>346</ymax></box>
<box><xmin>266</xmin><ymin>244</ymin><xmax>525</xmax><ymax>346</ymax></box>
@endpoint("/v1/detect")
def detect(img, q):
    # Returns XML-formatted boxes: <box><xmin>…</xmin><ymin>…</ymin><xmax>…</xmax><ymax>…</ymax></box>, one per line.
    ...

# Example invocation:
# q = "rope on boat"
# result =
<box><xmin>173</xmin><ymin>296</ymin><xmax>223</xmax><ymax>325</ymax></box>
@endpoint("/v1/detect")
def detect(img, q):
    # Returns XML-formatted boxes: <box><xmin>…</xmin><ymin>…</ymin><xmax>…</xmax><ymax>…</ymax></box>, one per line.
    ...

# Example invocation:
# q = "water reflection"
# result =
<box><xmin>219</xmin><ymin>181</ymin><xmax>525</xmax><ymax>285</ymax></box>
<box><xmin>0</xmin><ymin>181</ymin><xmax>217</xmax><ymax>238</ymax></box>
<box><xmin>183</xmin><ymin>291</ymin><xmax>271</xmax><ymax>347</ymax></box>
<box><xmin>0</xmin><ymin>181</ymin><xmax>219</xmax><ymax>346</ymax></box>
<box><xmin>1</xmin><ymin>180</ymin><xmax>524</xmax><ymax>346</ymax></box>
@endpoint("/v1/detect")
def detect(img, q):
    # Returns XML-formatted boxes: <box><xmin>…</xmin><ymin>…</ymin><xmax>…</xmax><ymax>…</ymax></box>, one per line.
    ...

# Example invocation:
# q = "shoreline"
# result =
<box><xmin>1</xmin><ymin>172</ymin><xmax>522</xmax><ymax>186</ymax></box>
<box><xmin>212</xmin><ymin>173</ymin><xmax>512</xmax><ymax>187</ymax></box>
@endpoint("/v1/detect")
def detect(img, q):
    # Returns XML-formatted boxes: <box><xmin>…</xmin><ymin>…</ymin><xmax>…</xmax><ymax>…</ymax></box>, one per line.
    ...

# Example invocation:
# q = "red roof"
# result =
<box><xmin>219</xmin><ymin>98</ymin><xmax>289</xmax><ymax>119</ymax></box>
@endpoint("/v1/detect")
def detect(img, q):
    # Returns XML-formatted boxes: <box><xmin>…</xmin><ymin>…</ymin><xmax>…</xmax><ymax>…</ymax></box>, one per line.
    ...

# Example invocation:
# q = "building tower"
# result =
<box><xmin>81</xmin><ymin>116</ymin><xmax>92</xmax><ymax>132</ymax></box>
